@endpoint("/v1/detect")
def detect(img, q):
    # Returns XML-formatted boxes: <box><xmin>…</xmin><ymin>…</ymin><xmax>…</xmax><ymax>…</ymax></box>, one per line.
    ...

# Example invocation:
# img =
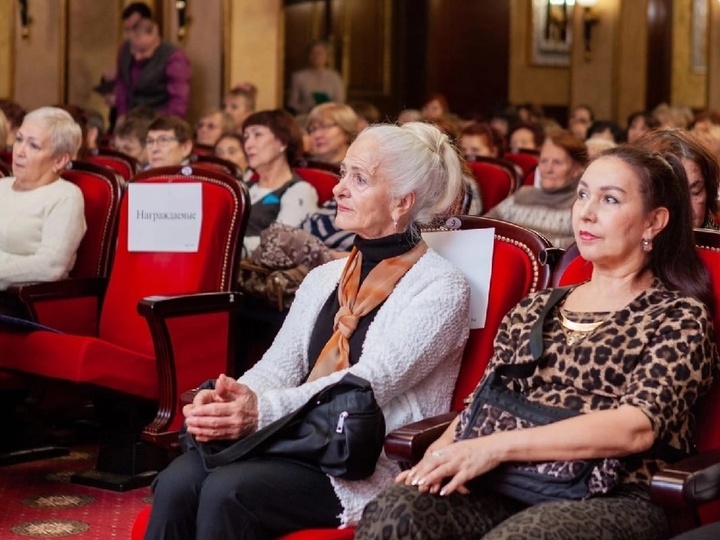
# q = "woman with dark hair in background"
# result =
<box><xmin>241</xmin><ymin>109</ymin><xmax>318</xmax><ymax>254</ymax></box>
<box><xmin>636</xmin><ymin>128</ymin><xmax>720</xmax><ymax>230</ymax></box>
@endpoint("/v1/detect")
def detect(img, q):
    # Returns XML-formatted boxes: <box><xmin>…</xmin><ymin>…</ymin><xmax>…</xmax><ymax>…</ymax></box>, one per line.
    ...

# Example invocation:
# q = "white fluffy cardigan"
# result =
<box><xmin>238</xmin><ymin>248</ymin><xmax>471</xmax><ymax>525</ymax></box>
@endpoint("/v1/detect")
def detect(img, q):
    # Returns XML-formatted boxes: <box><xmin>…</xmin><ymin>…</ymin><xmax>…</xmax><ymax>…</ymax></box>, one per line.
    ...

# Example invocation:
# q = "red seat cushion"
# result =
<box><xmin>0</xmin><ymin>330</ymin><xmax>156</xmax><ymax>400</ymax></box>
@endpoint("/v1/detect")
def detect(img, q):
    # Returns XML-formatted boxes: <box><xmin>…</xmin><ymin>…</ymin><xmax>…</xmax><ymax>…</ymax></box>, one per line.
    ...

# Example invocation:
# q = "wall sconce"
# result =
<box><xmin>577</xmin><ymin>0</ymin><xmax>599</xmax><ymax>59</ymax></box>
<box><xmin>17</xmin><ymin>0</ymin><xmax>30</xmax><ymax>38</ymax></box>
<box><xmin>176</xmin><ymin>0</ymin><xmax>188</xmax><ymax>40</ymax></box>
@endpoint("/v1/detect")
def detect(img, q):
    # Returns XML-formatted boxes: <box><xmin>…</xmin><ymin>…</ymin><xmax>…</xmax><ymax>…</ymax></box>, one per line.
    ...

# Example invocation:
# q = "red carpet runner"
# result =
<box><xmin>0</xmin><ymin>448</ymin><xmax>152</xmax><ymax>539</ymax></box>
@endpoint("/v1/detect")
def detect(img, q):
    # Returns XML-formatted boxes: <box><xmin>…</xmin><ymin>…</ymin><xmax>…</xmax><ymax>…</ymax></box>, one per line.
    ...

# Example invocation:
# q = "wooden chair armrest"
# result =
<box><xmin>137</xmin><ymin>291</ymin><xmax>243</xmax><ymax>318</ymax></box>
<box><xmin>384</xmin><ymin>412</ymin><xmax>458</xmax><ymax>469</ymax></box>
<box><xmin>8</xmin><ymin>277</ymin><xmax>106</xmax><ymax>303</ymax></box>
<box><xmin>651</xmin><ymin>448</ymin><xmax>720</xmax><ymax>508</ymax></box>
<box><xmin>139</xmin><ymin>292</ymin><xmax>242</xmax><ymax>446</ymax></box>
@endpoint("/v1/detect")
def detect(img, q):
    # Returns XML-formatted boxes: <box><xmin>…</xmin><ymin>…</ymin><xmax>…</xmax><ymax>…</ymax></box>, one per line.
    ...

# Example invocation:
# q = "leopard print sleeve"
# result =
<box><xmin>618</xmin><ymin>292</ymin><xmax>718</xmax><ymax>451</ymax></box>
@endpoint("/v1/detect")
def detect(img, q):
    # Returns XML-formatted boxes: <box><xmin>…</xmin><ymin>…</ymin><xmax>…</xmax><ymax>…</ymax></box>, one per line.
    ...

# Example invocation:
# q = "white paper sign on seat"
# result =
<box><xmin>128</xmin><ymin>183</ymin><xmax>203</xmax><ymax>252</ymax></box>
<box><xmin>422</xmin><ymin>228</ymin><xmax>495</xmax><ymax>329</ymax></box>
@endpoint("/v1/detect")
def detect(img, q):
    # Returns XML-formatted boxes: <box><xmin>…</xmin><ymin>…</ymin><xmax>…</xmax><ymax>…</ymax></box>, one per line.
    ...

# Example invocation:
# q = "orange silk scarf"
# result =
<box><xmin>307</xmin><ymin>239</ymin><xmax>428</xmax><ymax>381</ymax></box>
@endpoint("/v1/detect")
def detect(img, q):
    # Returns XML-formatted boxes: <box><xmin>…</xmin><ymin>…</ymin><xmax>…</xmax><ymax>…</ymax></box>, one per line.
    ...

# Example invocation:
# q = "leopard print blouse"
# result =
<box><xmin>468</xmin><ymin>280</ymin><xmax>718</xmax><ymax>493</ymax></box>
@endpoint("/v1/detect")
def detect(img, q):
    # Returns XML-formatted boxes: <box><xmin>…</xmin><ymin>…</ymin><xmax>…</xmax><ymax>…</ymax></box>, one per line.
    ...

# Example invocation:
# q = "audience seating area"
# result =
<box><xmin>3</xmin><ymin>145</ymin><xmax>720</xmax><ymax>537</ymax></box>
<box><xmin>0</xmin><ymin>165</ymin><xmax>250</xmax><ymax>490</ymax></box>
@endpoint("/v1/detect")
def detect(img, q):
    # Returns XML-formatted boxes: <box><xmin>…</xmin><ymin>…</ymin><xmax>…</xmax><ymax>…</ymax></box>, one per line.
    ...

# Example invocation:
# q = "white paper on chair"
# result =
<box><xmin>422</xmin><ymin>228</ymin><xmax>495</xmax><ymax>329</ymax></box>
<box><xmin>128</xmin><ymin>183</ymin><xmax>203</xmax><ymax>252</ymax></box>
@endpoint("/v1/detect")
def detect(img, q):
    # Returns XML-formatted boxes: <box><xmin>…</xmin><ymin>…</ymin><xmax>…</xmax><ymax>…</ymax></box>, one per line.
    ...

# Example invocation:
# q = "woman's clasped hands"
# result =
<box><xmin>396</xmin><ymin>437</ymin><xmax>501</xmax><ymax>497</ymax></box>
<box><xmin>183</xmin><ymin>374</ymin><xmax>259</xmax><ymax>442</ymax></box>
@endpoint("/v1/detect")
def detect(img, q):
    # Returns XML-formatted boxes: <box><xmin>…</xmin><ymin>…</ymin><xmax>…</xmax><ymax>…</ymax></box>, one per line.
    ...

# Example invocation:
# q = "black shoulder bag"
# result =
<box><xmin>188</xmin><ymin>373</ymin><xmax>386</xmax><ymax>480</ymax></box>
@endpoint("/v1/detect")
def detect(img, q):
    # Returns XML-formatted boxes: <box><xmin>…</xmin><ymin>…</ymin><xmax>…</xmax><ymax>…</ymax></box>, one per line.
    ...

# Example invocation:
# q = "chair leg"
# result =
<box><xmin>0</xmin><ymin>379</ymin><xmax>70</xmax><ymax>466</ymax></box>
<box><xmin>70</xmin><ymin>393</ymin><xmax>172</xmax><ymax>492</ymax></box>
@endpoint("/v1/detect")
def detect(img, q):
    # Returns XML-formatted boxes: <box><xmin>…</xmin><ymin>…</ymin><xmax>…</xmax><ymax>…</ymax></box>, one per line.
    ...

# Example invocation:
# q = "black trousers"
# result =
<box><xmin>144</xmin><ymin>449</ymin><xmax>342</xmax><ymax>540</ymax></box>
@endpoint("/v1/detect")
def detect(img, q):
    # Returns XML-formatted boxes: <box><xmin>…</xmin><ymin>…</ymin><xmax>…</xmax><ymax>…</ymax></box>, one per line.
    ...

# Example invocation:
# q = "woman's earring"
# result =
<box><xmin>641</xmin><ymin>238</ymin><xmax>652</xmax><ymax>252</ymax></box>
<box><xmin>393</xmin><ymin>218</ymin><xmax>398</xmax><ymax>232</ymax></box>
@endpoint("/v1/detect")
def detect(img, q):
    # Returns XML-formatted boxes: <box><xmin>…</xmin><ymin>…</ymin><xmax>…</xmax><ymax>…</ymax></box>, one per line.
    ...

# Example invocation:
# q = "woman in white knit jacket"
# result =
<box><xmin>145</xmin><ymin>122</ymin><xmax>473</xmax><ymax>540</ymax></box>
<box><xmin>0</xmin><ymin>106</ymin><xmax>85</xmax><ymax>292</ymax></box>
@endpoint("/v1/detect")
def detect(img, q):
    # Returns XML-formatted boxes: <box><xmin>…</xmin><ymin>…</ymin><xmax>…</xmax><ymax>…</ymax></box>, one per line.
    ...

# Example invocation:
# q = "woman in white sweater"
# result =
<box><xmin>146</xmin><ymin>122</ymin><xmax>473</xmax><ymax>539</ymax></box>
<box><xmin>0</xmin><ymin>106</ymin><xmax>85</xmax><ymax>292</ymax></box>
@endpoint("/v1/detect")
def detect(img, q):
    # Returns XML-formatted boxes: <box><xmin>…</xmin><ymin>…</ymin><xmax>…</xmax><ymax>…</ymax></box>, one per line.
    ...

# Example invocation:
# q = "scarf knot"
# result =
<box><xmin>334</xmin><ymin>305</ymin><xmax>359</xmax><ymax>338</ymax></box>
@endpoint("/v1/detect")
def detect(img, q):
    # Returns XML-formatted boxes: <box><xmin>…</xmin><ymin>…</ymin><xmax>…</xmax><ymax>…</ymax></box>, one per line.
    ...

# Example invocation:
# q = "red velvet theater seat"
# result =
<box><xmin>0</xmin><ymin>160</ymin><xmax>122</xmax><ymax>407</ymax></box>
<box><xmin>467</xmin><ymin>158</ymin><xmax>518</xmax><ymax>213</ymax></box>
<box><xmin>0</xmin><ymin>165</ymin><xmax>250</xmax><ymax>487</ymax></box>
<box><xmin>86</xmin><ymin>148</ymin><xmax>138</xmax><ymax>183</ymax></box>
<box><xmin>192</xmin><ymin>154</ymin><xmax>243</xmax><ymax>179</ymax></box>
<box><xmin>293</xmin><ymin>166</ymin><xmax>339</xmax><ymax>205</ymax></box>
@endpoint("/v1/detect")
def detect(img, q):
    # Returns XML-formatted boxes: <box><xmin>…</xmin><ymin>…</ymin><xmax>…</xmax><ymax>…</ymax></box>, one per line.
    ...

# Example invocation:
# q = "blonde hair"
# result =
<box><xmin>23</xmin><ymin>106</ymin><xmax>82</xmax><ymax>158</ymax></box>
<box><xmin>308</xmin><ymin>103</ymin><xmax>359</xmax><ymax>143</ymax></box>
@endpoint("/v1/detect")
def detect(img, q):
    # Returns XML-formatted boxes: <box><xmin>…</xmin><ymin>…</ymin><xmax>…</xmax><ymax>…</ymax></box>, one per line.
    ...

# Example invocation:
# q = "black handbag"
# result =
<box><xmin>188</xmin><ymin>373</ymin><xmax>386</xmax><ymax>480</ymax></box>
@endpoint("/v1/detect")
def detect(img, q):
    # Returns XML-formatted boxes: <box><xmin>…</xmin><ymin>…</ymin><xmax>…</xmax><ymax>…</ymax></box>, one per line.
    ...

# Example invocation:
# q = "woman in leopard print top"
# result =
<box><xmin>356</xmin><ymin>146</ymin><xmax>719</xmax><ymax>540</ymax></box>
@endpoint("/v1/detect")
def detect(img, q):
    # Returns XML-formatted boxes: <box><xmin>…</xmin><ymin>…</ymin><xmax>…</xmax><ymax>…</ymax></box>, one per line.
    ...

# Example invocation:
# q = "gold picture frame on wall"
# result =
<box><xmin>531</xmin><ymin>0</ymin><xmax>572</xmax><ymax>67</ymax></box>
<box><xmin>692</xmin><ymin>0</ymin><xmax>708</xmax><ymax>74</ymax></box>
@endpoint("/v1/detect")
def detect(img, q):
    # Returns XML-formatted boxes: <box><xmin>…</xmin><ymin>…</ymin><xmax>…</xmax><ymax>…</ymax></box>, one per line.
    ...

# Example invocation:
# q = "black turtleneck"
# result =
<box><xmin>307</xmin><ymin>227</ymin><xmax>420</xmax><ymax>371</ymax></box>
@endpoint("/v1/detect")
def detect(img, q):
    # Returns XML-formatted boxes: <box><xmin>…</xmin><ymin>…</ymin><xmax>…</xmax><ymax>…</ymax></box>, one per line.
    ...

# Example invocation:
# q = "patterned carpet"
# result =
<box><xmin>0</xmin><ymin>447</ymin><xmax>152</xmax><ymax>539</ymax></box>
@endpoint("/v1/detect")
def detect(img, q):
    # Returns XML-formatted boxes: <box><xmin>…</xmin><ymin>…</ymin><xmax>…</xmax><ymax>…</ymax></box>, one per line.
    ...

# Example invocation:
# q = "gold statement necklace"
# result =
<box><xmin>557</xmin><ymin>308</ymin><xmax>612</xmax><ymax>346</ymax></box>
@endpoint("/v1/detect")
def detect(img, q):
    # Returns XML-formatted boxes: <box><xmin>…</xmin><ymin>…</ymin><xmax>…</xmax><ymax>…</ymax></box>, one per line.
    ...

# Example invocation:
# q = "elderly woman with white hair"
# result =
<box><xmin>0</xmin><ymin>106</ymin><xmax>85</xmax><ymax>291</ymax></box>
<box><xmin>145</xmin><ymin>122</ymin><xmax>472</xmax><ymax>539</ymax></box>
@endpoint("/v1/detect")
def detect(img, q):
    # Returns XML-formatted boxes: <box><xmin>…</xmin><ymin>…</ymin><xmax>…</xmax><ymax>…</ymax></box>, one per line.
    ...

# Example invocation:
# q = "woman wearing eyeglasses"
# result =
<box><xmin>145</xmin><ymin>115</ymin><xmax>194</xmax><ymax>169</ymax></box>
<box><xmin>195</xmin><ymin>108</ymin><xmax>234</xmax><ymax>147</ymax></box>
<box><xmin>306</xmin><ymin>102</ymin><xmax>359</xmax><ymax>166</ymax></box>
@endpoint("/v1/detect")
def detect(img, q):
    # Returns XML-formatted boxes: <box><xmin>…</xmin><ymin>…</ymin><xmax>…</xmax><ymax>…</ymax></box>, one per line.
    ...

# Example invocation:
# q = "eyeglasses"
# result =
<box><xmin>145</xmin><ymin>136</ymin><xmax>179</xmax><ymax>147</ymax></box>
<box><xmin>307</xmin><ymin>122</ymin><xmax>338</xmax><ymax>134</ymax></box>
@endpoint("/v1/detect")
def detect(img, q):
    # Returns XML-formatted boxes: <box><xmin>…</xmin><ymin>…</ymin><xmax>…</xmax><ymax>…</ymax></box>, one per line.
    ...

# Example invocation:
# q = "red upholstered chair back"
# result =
<box><xmin>85</xmin><ymin>149</ymin><xmax>138</xmax><ymax>183</ymax></box>
<box><xmin>0</xmin><ymin>159</ymin><xmax>10</xmax><ymax>176</ymax></box>
<box><xmin>442</xmin><ymin>216</ymin><xmax>555</xmax><ymax>411</ymax></box>
<box><xmin>503</xmin><ymin>151</ymin><xmax>539</xmax><ymax>179</ymax></box>
<box><xmin>98</xmin><ymin>165</ymin><xmax>249</xmax><ymax>356</ymax></box>
<box><xmin>292</xmin><ymin>166</ymin><xmax>339</xmax><ymax>205</ymax></box>
<box><xmin>693</xmin><ymin>230</ymin><xmax>720</xmax><ymax>453</ymax></box>
<box><xmin>467</xmin><ymin>160</ymin><xmax>516</xmax><ymax>213</ymax></box>
<box><xmin>61</xmin><ymin>160</ymin><xmax>123</xmax><ymax>278</ymax></box>
<box><xmin>191</xmin><ymin>154</ymin><xmax>243</xmax><ymax>179</ymax></box>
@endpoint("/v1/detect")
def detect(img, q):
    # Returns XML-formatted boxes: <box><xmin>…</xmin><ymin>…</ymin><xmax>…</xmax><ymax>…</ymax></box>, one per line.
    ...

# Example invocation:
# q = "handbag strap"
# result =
<box><xmin>494</xmin><ymin>286</ymin><xmax>573</xmax><ymax>382</ymax></box>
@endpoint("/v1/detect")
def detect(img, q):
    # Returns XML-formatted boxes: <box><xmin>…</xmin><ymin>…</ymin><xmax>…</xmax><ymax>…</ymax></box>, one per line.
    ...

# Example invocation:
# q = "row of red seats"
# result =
<box><xmin>130</xmin><ymin>224</ymin><xmax>720</xmax><ymax>540</ymax></box>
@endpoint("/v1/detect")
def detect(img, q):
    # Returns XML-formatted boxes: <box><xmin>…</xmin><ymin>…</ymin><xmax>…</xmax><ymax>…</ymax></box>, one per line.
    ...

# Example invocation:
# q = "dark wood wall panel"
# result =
<box><xmin>426</xmin><ymin>0</ymin><xmax>510</xmax><ymax>118</ymax></box>
<box><xmin>646</xmin><ymin>0</ymin><xmax>672</xmax><ymax>110</ymax></box>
